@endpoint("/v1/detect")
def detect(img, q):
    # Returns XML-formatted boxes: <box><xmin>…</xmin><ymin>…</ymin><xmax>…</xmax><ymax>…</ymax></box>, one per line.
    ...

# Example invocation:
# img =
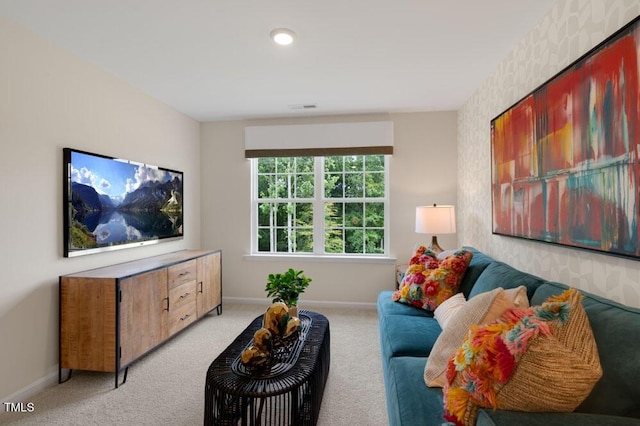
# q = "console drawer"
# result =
<box><xmin>169</xmin><ymin>300</ymin><xmax>197</xmax><ymax>335</ymax></box>
<box><xmin>168</xmin><ymin>260</ymin><xmax>197</xmax><ymax>289</ymax></box>
<box><xmin>169</xmin><ymin>280</ymin><xmax>196</xmax><ymax>311</ymax></box>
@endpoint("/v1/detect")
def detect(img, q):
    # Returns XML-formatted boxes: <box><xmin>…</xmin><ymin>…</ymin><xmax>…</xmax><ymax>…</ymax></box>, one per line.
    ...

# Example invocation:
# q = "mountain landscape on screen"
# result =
<box><xmin>64</xmin><ymin>148</ymin><xmax>184</xmax><ymax>256</ymax></box>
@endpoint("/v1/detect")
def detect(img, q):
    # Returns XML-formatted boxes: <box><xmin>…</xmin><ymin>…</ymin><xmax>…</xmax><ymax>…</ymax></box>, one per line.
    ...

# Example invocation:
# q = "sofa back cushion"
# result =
<box><xmin>469</xmin><ymin>261</ymin><xmax>546</xmax><ymax>300</ymax></box>
<box><xmin>531</xmin><ymin>282</ymin><xmax>640</xmax><ymax>419</ymax></box>
<box><xmin>459</xmin><ymin>247</ymin><xmax>495</xmax><ymax>297</ymax></box>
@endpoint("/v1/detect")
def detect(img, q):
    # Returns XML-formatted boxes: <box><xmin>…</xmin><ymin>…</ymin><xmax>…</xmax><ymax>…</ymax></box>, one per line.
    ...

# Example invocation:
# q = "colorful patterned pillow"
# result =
<box><xmin>442</xmin><ymin>288</ymin><xmax>602</xmax><ymax>426</ymax></box>
<box><xmin>425</xmin><ymin>287</ymin><xmax>529</xmax><ymax>388</ymax></box>
<box><xmin>392</xmin><ymin>247</ymin><xmax>473</xmax><ymax>312</ymax></box>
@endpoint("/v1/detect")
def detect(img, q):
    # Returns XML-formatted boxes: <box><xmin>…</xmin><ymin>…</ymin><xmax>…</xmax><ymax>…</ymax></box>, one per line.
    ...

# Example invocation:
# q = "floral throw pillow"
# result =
<box><xmin>392</xmin><ymin>247</ymin><xmax>473</xmax><ymax>312</ymax></box>
<box><xmin>442</xmin><ymin>288</ymin><xmax>602</xmax><ymax>426</ymax></box>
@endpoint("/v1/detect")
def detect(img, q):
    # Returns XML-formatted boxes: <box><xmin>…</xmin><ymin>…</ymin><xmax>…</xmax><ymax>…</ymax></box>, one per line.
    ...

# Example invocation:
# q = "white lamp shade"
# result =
<box><xmin>415</xmin><ymin>205</ymin><xmax>456</xmax><ymax>234</ymax></box>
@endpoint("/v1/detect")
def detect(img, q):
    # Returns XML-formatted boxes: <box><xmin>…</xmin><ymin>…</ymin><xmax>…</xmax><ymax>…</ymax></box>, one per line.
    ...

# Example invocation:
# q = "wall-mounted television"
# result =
<box><xmin>63</xmin><ymin>148</ymin><xmax>184</xmax><ymax>257</ymax></box>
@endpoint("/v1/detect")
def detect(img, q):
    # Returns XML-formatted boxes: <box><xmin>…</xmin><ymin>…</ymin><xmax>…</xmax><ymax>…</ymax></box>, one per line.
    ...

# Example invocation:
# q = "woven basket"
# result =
<box><xmin>455</xmin><ymin>289</ymin><xmax>602</xmax><ymax>425</ymax></box>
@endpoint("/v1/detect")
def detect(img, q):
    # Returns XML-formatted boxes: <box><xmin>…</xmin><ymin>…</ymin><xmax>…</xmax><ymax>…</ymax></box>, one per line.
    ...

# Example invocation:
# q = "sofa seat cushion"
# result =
<box><xmin>379</xmin><ymin>313</ymin><xmax>442</xmax><ymax>359</ymax></box>
<box><xmin>378</xmin><ymin>291</ymin><xmax>442</xmax><ymax>359</ymax></box>
<box><xmin>384</xmin><ymin>356</ymin><xmax>446</xmax><ymax>426</ymax></box>
<box><xmin>477</xmin><ymin>410</ymin><xmax>640</xmax><ymax>426</ymax></box>
<box><xmin>378</xmin><ymin>290</ymin><xmax>435</xmax><ymax>317</ymax></box>
<box><xmin>469</xmin><ymin>261</ymin><xmax>546</xmax><ymax>300</ymax></box>
<box><xmin>532</xmin><ymin>282</ymin><xmax>640</xmax><ymax>419</ymax></box>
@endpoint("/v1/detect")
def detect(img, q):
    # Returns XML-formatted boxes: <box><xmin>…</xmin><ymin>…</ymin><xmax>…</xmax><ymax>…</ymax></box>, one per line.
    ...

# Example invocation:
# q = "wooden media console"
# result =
<box><xmin>59</xmin><ymin>249</ymin><xmax>222</xmax><ymax>387</ymax></box>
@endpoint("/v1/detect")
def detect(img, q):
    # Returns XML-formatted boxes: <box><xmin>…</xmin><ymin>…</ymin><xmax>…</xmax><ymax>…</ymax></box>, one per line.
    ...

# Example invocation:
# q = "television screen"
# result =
<box><xmin>63</xmin><ymin>148</ymin><xmax>184</xmax><ymax>257</ymax></box>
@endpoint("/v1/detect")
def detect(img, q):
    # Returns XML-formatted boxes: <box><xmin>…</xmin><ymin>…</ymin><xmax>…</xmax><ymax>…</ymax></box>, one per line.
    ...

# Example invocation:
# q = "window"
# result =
<box><xmin>252</xmin><ymin>155</ymin><xmax>389</xmax><ymax>256</ymax></box>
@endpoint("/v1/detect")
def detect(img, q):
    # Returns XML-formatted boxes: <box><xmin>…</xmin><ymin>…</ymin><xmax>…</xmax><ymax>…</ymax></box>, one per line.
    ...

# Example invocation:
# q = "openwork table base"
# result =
<box><xmin>204</xmin><ymin>311</ymin><xmax>330</xmax><ymax>426</ymax></box>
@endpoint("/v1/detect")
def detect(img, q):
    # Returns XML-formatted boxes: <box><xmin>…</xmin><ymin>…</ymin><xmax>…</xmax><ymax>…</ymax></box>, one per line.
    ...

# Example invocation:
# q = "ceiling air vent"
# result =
<box><xmin>288</xmin><ymin>104</ymin><xmax>318</xmax><ymax>110</ymax></box>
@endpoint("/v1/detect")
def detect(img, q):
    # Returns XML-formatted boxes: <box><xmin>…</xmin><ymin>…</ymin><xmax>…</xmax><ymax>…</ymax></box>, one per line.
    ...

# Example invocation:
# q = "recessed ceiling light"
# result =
<box><xmin>270</xmin><ymin>28</ymin><xmax>296</xmax><ymax>46</ymax></box>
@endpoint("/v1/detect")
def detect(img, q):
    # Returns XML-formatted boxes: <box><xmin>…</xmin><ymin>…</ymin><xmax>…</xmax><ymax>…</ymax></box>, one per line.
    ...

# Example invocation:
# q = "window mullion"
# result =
<box><xmin>287</xmin><ymin>172</ymin><xmax>293</xmax><ymax>253</ymax></box>
<box><xmin>313</xmin><ymin>157</ymin><xmax>324</xmax><ymax>254</ymax></box>
<box><xmin>250</xmin><ymin>159</ymin><xmax>257</xmax><ymax>253</ymax></box>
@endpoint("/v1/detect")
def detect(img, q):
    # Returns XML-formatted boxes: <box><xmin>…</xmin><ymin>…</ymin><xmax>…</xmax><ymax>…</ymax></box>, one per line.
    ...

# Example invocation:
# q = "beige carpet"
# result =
<box><xmin>0</xmin><ymin>303</ymin><xmax>388</xmax><ymax>426</ymax></box>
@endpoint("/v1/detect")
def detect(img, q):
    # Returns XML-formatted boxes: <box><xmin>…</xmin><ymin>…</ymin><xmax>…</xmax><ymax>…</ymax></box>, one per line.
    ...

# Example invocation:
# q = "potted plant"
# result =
<box><xmin>265</xmin><ymin>268</ymin><xmax>312</xmax><ymax>316</ymax></box>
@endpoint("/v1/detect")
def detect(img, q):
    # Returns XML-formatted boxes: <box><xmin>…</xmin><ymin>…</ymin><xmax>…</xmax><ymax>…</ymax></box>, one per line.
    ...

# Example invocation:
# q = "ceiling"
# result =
<box><xmin>0</xmin><ymin>0</ymin><xmax>558</xmax><ymax>122</ymax></box>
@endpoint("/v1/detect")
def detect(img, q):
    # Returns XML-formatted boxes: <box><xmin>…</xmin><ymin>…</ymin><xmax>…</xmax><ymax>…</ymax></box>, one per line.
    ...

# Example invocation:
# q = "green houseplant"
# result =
<box><xmin>265</xmin><ymin>268</ymin><xmax>312</xmax><ymax>315</ymax></box>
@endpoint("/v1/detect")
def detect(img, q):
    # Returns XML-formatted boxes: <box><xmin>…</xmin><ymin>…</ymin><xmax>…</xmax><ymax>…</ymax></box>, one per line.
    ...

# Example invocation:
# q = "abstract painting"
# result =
<box><xmin>491</xmin><ymin>16</ymin><xmax>640</xmax><ymax>259</ymax></box>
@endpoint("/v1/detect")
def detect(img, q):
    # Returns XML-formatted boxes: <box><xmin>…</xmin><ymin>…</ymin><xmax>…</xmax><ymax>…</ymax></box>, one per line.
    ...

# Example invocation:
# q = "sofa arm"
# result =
<box><xmin>476</xmin><ymin>409</ymin><xmax>640</xmax><ymax>426</ymax></box>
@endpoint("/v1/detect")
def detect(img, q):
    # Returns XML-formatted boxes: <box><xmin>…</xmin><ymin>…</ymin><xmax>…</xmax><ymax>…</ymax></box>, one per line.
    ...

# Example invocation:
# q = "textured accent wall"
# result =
<box><xmin>458</xmin><ymin>0</ymin><xmax>640</xmax><ymax>308</ymax></box>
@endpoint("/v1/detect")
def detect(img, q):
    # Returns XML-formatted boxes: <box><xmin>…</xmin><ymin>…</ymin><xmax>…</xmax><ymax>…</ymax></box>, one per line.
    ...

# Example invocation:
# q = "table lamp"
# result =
<box><xmin>415</xmin><ymin>204</ymin><xmax>456</xmax><ymax>254</ymax></box>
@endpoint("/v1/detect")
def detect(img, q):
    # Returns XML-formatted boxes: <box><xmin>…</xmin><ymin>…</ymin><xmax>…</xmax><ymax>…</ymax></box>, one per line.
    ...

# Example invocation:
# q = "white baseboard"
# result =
<box><xmin>2</xmin><ymin>369</ymin><xmax>58</xmax><ymax>404</ymax></box>
<box><xmin>3</xmin><ymin>300</ymin><xmax>375</xmax><ymax>402</ymax></box>
<box><xmin>222</xmin><ymin>296</ymin><xmax>376</xmax><ymax>310</ymax></box>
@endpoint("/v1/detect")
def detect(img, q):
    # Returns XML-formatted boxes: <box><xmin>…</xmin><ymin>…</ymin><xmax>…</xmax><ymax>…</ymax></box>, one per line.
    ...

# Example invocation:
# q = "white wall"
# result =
<box><xmin>458</xmin><ymin>0</ymin><xmax>640</xmax><ymax>308</ymax></box>
<box><xmin>200</xmin><ymin>111</ymin><xmax>458</xmax><ymax>305</ymax></box>
<box><xmin>0</xmin><ymin>15</ymin><xmax>201</xmax><ymax>401</ymax></box>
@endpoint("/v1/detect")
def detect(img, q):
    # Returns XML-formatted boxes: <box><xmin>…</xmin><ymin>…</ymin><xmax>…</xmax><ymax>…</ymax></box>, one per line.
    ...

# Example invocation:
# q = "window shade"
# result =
<box><xmin>244</xmin><ymin>121</ymin><xmax>394</xmax><ymax>158</ymax></box>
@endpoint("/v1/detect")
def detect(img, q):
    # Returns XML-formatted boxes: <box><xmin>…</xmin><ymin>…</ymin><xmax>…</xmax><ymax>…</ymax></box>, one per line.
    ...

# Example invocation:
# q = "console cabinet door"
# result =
<box><xmin>119</xmin><ymin>268</ymin><xmax>168</xmax><ymax>366</ymax></box>
<box><xmin>60</xmin><ymin>277</ymin><xmax>116</xmax><ymax>372</ymax></box>
<box><xmin>196</xmin><ymin>252</ymin><xmax>221</xmax><ymax>317</ymax></box>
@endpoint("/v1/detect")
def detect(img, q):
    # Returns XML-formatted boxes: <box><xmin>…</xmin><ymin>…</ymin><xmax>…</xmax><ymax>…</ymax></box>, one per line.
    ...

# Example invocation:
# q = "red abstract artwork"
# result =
<box><xmin>491</xmin><ymin>16</ymin><xmax>640</xmax><ymax>258</ymax></box>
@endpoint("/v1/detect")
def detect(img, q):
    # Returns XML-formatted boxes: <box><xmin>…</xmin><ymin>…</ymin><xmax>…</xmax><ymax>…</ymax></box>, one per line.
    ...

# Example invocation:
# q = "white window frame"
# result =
<box><xmin>250</xmin><ymin>155</ymin><xmax>391</xmax><ymax>258</ymax></box>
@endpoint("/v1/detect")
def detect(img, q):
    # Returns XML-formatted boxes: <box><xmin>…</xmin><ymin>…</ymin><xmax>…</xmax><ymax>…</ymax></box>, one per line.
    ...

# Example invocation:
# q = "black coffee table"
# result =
<box><xmin>204</xmin><ymin>311</ymin><xmax>330</xmax><ymax>426</ymax></box>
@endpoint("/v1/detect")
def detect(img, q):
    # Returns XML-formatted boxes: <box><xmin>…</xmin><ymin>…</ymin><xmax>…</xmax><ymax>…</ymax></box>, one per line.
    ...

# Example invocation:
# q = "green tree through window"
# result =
<box><xmin>253</xmin><ymin>155</ymin><xmax>388</xmax><ymax>255</ymax></box>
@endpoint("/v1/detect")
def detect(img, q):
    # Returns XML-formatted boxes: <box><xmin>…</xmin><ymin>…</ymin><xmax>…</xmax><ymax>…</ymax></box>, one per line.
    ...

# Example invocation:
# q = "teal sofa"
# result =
<box><xmin>377</xmin><ymin>247</ymin><xmax>640</xmax><ymax>426</ymax></box>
